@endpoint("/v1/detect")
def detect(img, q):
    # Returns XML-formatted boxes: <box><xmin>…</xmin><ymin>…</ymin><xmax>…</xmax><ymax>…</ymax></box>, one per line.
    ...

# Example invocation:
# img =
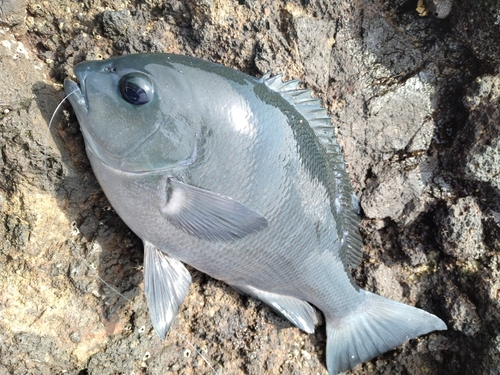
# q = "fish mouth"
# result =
<box><xmin>64</xmin><ymin>72</ymin><xmax>106</xmax><ymax>163</ymax></box>
<box><xmin>62</xmin><ymin>69</ymin><xmax>159</xmax><ymax>169</ymax></box>
<box><xmin>64</xmin><ymin>76</ymin><xmax>88</xmax><ymax>114</ymax></box>
<box><xmin>63</xmin><ymin>66</ymin><xmax>198</xmax><ymax>175</ymax></box>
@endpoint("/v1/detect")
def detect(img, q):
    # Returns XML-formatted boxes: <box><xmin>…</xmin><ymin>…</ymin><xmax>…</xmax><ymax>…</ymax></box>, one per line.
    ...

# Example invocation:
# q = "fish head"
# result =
<box><xmin>64</xmin><ymin>54</ymin><xmax>201</xmax><ymax>173</ymax></box>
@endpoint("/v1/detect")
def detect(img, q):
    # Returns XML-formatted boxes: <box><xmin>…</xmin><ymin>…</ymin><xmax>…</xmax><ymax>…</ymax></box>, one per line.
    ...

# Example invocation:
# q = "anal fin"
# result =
<box><xmin>144</xmin><ymin>241</ymin><xmax>192</xmax><ymax>339</ymax></box>
<box><xmin>234</xmin><ymin>284</ymin><xmax>317</xmax><ymax>333</ymax></box>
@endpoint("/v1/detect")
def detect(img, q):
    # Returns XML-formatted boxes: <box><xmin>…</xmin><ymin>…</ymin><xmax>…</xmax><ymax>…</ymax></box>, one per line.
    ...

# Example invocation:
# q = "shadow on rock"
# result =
<box><xmin>32</xmin><ymin>80</ymin><xmax>146</xmax><ymax>340</ymax></box>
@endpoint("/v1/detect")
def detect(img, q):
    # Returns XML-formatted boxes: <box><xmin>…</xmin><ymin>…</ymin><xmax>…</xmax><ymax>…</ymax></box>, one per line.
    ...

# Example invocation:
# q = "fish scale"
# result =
<box><xmin>64</xmin><ymin>53</ymin><xmax>446</xmax><ymax>374</ymax></box>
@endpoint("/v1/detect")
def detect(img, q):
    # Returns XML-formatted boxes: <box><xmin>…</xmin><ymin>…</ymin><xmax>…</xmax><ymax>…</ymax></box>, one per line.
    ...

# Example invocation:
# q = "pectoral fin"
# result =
<box><xmin>160</xmin><ymin>178</ymin><xmax>268</xmax><ymax>241</ymax></box>
<box><xmin>144</xmin><ymin>241</ymin><xmax>191</xmax><ymax>339</ymax></box>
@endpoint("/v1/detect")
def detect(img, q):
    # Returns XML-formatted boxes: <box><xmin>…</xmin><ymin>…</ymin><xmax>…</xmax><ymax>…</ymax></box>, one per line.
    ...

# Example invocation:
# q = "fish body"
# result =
<box><xmin>64</xmin><ymin>53</ymin><xmax>446</xmax><ymax>374</ymax></box>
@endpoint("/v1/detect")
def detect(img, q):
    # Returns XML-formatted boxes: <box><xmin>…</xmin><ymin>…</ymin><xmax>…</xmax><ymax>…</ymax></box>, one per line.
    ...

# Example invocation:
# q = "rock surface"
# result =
<box><xmin>1</xmin><ymin>0</ymin><xmax>500</xmax><ymax>374</ymax></box>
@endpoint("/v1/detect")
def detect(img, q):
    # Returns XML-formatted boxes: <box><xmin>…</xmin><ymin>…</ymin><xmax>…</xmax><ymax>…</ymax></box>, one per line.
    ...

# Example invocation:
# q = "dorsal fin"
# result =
<box><xmin>260</xmin><ymin>73</ymin><xmax>363</xmax><ymax>268</ymax></box>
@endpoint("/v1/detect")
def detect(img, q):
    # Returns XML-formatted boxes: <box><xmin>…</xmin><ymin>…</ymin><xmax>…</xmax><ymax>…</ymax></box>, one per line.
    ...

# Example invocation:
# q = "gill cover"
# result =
<box><xmin>66</xmin><ymin>56</ymin><xmax>201</xmax><ymax>173</ymax></box>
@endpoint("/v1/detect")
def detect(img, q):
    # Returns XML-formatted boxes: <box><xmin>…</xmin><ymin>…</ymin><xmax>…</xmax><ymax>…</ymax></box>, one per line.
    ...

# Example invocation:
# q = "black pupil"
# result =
<box><xmin>119</xmin><ymin>73</ymin><xmax>153</xmax><ymax>105</ymax></box>
<box><xmin>122</xmin><ymin>82</ymin><xmax>148</xmax><ymax>104</ymax></box>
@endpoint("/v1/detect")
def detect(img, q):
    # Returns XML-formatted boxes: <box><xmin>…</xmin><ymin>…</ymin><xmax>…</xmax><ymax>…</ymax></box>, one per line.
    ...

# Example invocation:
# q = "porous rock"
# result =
<box><xmin>1</xmin><ymin>0</ymin><xmax>500</xmax><ymax>374</ymax></box>
<box><xmin>440</xmin><ymin>196</ymin><xmax>486</xmax><ymax>260</ymax></box>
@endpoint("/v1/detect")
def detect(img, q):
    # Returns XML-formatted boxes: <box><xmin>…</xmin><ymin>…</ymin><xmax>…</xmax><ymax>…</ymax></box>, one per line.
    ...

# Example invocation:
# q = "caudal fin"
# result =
<box><xmin>326</xmin><ymin>290</ymin><xmax>446</xmax><ymax>374</ymax></box>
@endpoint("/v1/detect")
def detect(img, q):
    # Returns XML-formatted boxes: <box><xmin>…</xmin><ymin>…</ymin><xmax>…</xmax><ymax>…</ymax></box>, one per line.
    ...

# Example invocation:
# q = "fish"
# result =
<box><xmin>63</xmin><ymin>53</ymin><xmax>446</xmax><ymax>374</ymax></box>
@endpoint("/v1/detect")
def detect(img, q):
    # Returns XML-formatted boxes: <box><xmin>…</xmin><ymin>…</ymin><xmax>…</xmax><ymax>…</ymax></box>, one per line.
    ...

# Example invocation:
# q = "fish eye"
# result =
<box><xmin>119</xmin><ymin>73</ymin><xmax>154</xmax><ymax>105</ymax></box>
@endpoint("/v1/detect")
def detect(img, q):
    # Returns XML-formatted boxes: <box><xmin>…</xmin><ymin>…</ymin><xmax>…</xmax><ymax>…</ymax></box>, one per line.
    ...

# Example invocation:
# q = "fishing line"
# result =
<box><xmin>46</xmin><ymin>91</ymin><xmax>219</xmax><ymax>374</ymax></box>
<box><xmin>44</xmin><ymin>90</ymin><xmax>77</xmax><ymax>191</ymax></box>
<box><xmin>69</xmin><ymin>245</ymin><xmax>219</xmax><ymax>374</ymax></box>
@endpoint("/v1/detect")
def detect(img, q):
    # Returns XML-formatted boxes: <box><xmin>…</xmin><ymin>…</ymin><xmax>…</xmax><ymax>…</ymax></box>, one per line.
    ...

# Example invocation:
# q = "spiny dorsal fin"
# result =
<box><xmin>260</xmin><ymin>73</ymin><xmax>363</xmax><ymax>268</ymax></box>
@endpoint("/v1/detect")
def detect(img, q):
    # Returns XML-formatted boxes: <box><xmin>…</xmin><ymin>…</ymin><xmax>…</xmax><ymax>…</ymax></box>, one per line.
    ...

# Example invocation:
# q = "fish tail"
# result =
<box><xmin>325</xmin><ymin>290</ymin><xmax>446</xmax><ymax>374</ymax></box>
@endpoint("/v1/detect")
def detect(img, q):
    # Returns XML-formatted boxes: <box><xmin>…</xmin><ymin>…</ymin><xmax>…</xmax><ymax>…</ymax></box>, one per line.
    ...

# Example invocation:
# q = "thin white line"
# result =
<box><xmin>69</xmin><ymin>244</ymin><xmax>219</xmax><ymax>374</ymax></box>
<box><xmin>44</xmin><ymin>90</ymin><xmax>77</xmax><ymax>191</ymax></box>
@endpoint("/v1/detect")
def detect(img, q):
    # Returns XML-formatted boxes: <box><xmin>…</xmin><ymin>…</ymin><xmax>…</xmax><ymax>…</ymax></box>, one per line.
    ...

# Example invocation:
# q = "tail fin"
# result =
<box><xmin>326</xmin><ymin>290</ymin><xmax>446</xmax><ymax>374</ymax></box>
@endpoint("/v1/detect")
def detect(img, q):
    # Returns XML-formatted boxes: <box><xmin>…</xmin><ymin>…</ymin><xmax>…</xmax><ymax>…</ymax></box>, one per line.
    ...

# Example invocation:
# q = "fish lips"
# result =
<box><xmin>63</xmin><ymin>71</ymin><xmax>107</xmax><ymax>163</ymax></box>
<box><xmin>64</xmin><ymin>77</ymin><xmax>89</xmax><ymax>114</ymax></box>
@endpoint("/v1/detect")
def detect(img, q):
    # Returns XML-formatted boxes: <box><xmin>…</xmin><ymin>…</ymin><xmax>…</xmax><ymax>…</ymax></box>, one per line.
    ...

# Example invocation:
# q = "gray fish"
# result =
<box><xmin>64</xmin><ymin>53</ymin><xmax>446</xmax><ymax>374</ymax></box>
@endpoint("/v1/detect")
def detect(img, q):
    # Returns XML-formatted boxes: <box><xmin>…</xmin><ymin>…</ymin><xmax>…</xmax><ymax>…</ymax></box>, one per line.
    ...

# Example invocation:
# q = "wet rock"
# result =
<box><xmin>445</xmin><ymin>284</ymin><xmax>481</xmax><ymax>336</ymax></box>
<box><xmin>1</xmin><ymin>0</ymin><xmax>500</xmax><ymax>374</ymax></box>
<box><xmin>464</xmin><ymin>75</ymin><xmax>500</xmax><ymax>192</ymax></box>
<box><xmin>441</xmin><ymin>197</ymin><xmax>486</xmax><ymax>259</ymax></box>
